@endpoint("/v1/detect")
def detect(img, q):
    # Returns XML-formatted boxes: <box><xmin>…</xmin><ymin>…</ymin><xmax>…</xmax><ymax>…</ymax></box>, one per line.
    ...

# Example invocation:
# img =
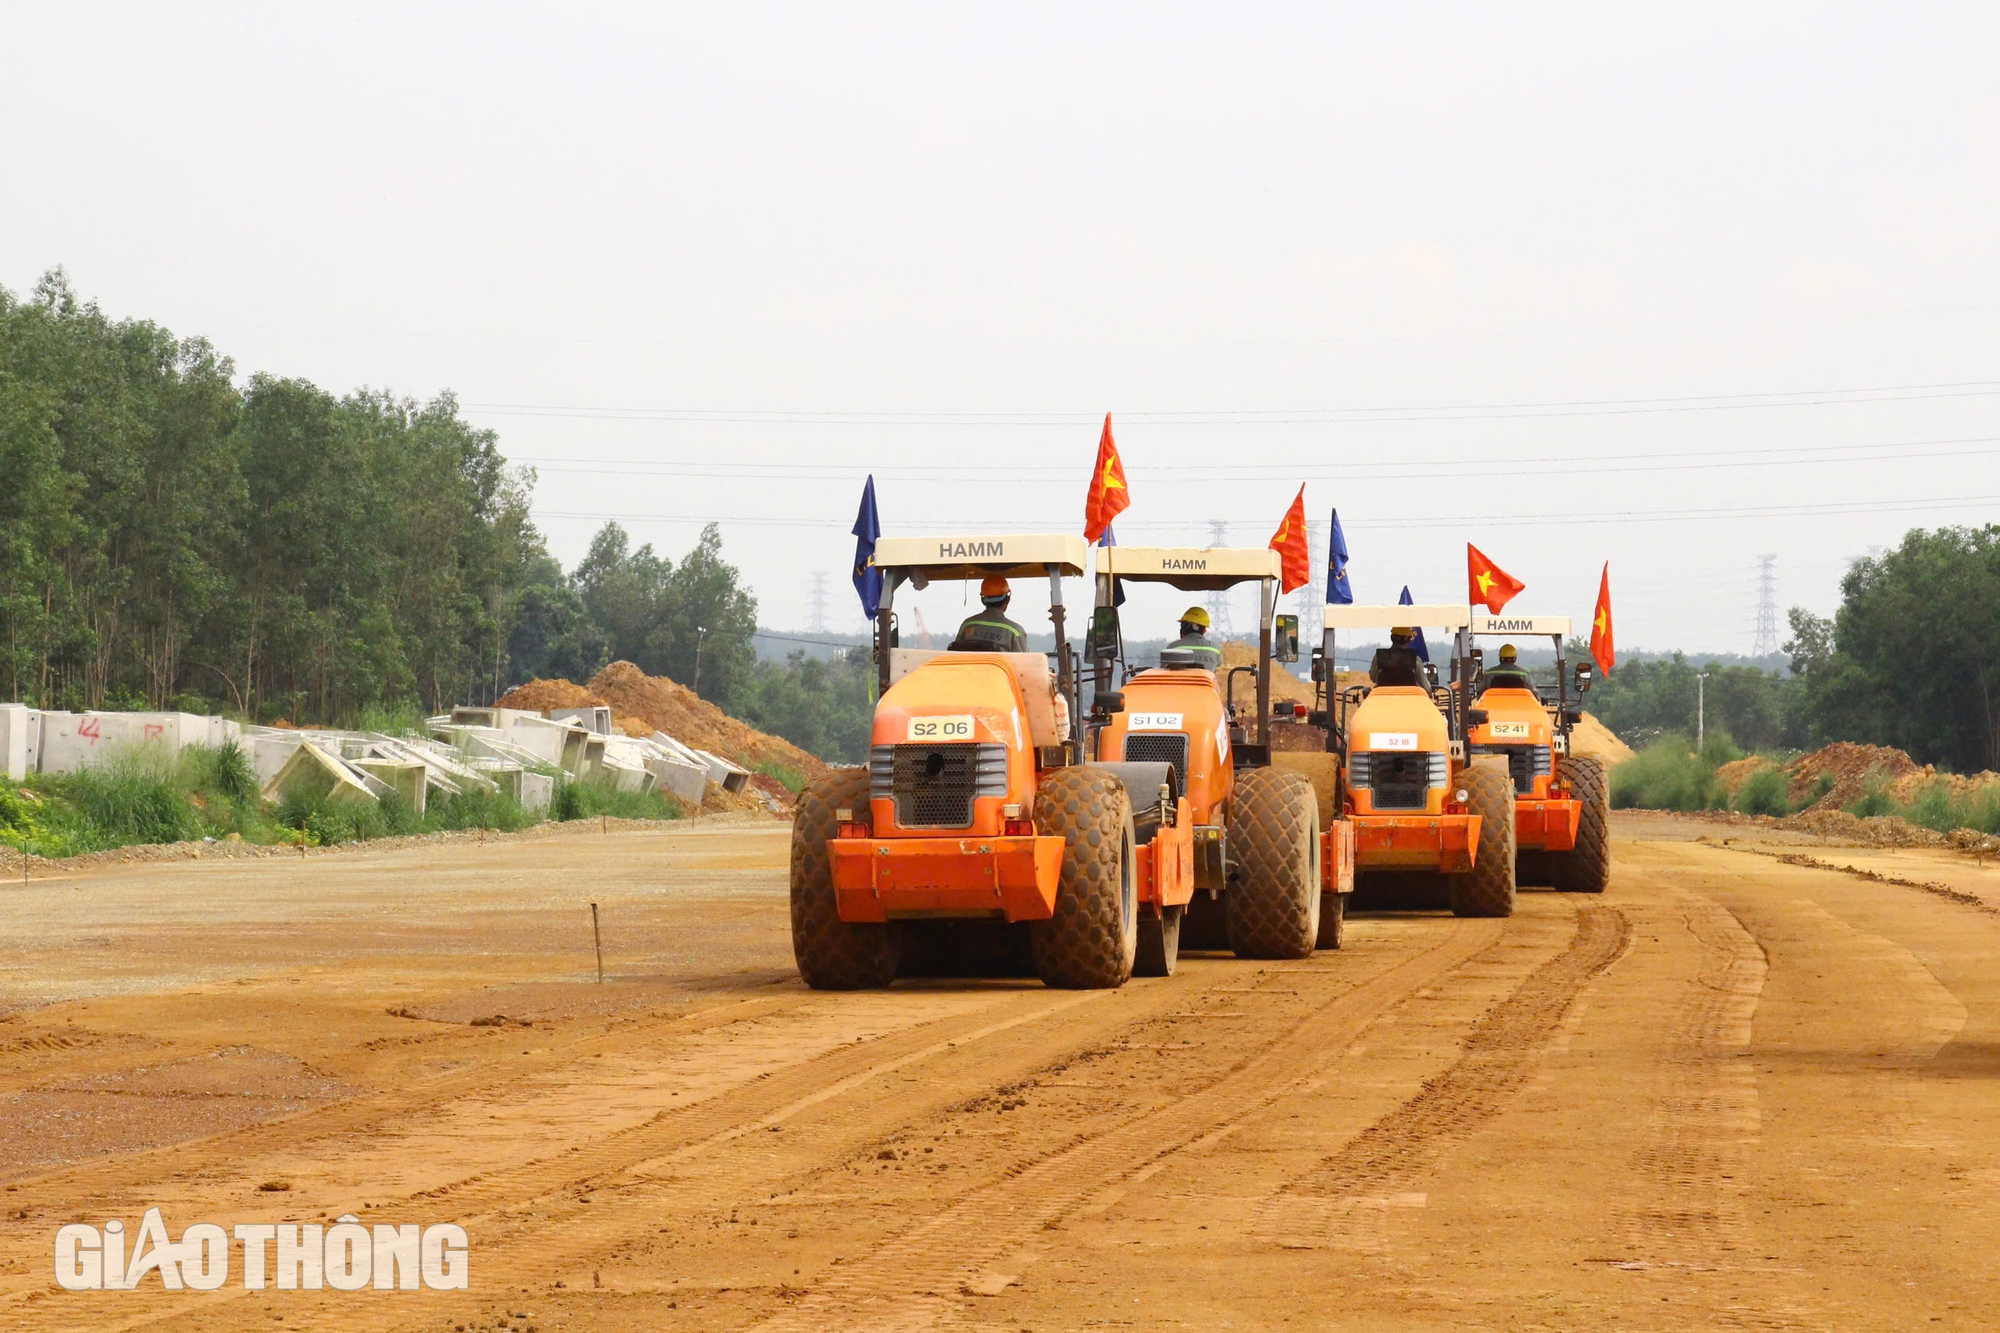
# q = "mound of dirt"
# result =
<box><xmin>1217</xmin><ymin>641</ymin><xmax>1317</xmax><ymax>707</ymax></box>
<box><xmin>1571</xmin><ymin>712</ymin><xmax>1634</xmax><ymax>765</ymax></box>
<box><xmin>1785</xmin><ymin>742</ymin><xmax>1923</xmax><ymax>810</ymax></box>
<box><xmin>493</xmin><ymin>679</ymin><xmax>608</xmax><ymax>714</ymax></box>
<box><xmin>588</xmin><ymin>662</ymin><xmax>831</xmax><ymax>785</ymax></box>
<box><xmin>1713</xmin><ymin>755</ymin><xmax>1771</xmax><ymax>797</ymax></box>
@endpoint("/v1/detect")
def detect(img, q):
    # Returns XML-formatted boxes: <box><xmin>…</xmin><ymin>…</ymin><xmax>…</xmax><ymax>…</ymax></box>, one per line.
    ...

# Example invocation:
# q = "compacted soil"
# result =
<box><xmin>0</xmin><ymin>810</ymin><xmax>1993</xmax><ymax>1330</ymax></box>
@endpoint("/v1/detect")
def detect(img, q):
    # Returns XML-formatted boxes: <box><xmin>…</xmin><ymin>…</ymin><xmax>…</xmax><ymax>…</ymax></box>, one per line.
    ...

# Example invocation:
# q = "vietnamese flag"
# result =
<box><xmin>1268</xmin><ymin>485</ymin><xmax>1310</xmax><ymax>593</ymax></box>
<box><xmin>1082</xmin><ymin>412</ymin><xmax>1130</xmax><ymax>542</ymax></box>
<box><xmin>1590</xmin><ymin>561</ymin><xmax>1615</xmax><ymax>674</ymax></box>
<box><xmin>1467</xmin><ymin>543</ymin><xmax>1526</xmax><ymax>614</ymax></box>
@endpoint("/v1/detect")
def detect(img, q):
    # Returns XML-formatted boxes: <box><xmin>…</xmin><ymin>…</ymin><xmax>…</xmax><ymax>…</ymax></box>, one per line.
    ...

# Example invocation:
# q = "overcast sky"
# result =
<box><xmin>6</xmin><ymin>4</ymin><xmax>1998</xmax><ymax>652</ymax></box>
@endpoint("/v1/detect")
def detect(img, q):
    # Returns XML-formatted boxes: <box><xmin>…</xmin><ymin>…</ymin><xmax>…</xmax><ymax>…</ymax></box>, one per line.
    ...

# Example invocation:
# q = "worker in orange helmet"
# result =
<box><xmin>949</xmin><ymin>575</ymin><xmax>1029</xmax><ymax>652</ymax></box>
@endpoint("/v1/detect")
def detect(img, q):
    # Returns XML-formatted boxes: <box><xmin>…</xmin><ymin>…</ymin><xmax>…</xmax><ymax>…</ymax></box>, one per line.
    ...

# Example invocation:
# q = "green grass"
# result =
<box><xmin>754</xmin><ymin>759</ymin><xmax>806</xmax><ymax>796</ymax></box>
<box><xmin>0</xmin><ymin>742</ymin><xmax>275</xmax><ymax>857</ymax></box>
<box><xmin>549</xmin><ymin>777</ymin><xmax>686</xmax><ymax>823</ymax></box>
<box><xmin>1731</xmin><ymin>763</ymin><xmax>1793</xmax><ymax>817</ymax></box>
<box><xmin>1844</xmin><ymin>771</ymin><xmax>1898</xmax><ymax>819</ymax></box>
<box><xmin>0</xmin><ymin>734</ymin><xmax>685</xmax><ymax>860</ymax></box>
<box><xmin>1609</xmin><ymin>731</ymin><xmax>1742</xmax><ymax>812</ymax></box>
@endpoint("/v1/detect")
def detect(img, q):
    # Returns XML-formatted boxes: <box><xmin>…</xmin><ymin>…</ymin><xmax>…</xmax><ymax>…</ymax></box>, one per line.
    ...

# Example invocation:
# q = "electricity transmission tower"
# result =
<box><xmin>1298</xmin><ymin>517</ymin><xmax>1326</xmax><ymax>645</ymax></box>
<box><xmin>806</xmin><ymin>571</ymin><xmax>830</xmax><ymax>634</ymax></box>
<box><xmin>1751</xmin><ymin>555</ymin><xmax>1779</xmax><ymax>656</ymax></box>
<box><xmin>1206</xmin><ymin>520</ymin><xmax>1234</xmax><ymax>637</ymax></box>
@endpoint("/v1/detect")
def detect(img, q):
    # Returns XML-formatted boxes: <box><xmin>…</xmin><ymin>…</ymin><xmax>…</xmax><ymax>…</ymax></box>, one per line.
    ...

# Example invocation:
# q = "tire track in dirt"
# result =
<box><xmin>1607</xmin><ymin>888</ymin><xmax>1770</xmax><ymax>1319</ymax></box>
<box><xmin>1250</xmin><ymin>903</ymin><xmax>1630</xmax><ymax>1247</ymax></box>
<box><xmin>0</xmin><ymin>991</ymin><xmax>1104</xmax><ymax>1333</ymax></box>
<box><xmin>747</xmin><ymin>919</ymin><xmax>1505</xmax><ymax>1333</ymax></box>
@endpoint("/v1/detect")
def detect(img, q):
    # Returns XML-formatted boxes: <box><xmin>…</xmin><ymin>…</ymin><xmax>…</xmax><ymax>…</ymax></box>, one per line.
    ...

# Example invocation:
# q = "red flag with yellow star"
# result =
<box><xmin>1466</xmin><ymin>543</ymin><xmax>1525</xmax><ymax>614</ymax></box>
<box><xmin>1590</xmin><ymin>561</ymin><xmax>1615</xmax><ymax>674</ymax></box>
<box><xmin>1083</xmin><ymin>413</ymin><xmax>1129</xmax><ymax>542</ymax></box>
<box><xmin>1269</xmin><ymin>485</ymin><xmax>1310</xmax><ymax>593</ymax></box>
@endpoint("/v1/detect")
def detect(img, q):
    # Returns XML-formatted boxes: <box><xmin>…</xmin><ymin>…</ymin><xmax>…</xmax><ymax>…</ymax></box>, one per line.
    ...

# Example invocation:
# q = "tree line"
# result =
<box><xmin>0</xmin><ymin>271</ymin><xmax>878</xmax><ymax>759</ymax></box>
<box><xmin>9</xmin><ymin>272</ymin><xmax>1990</xmax><ymax>772</ymax></box>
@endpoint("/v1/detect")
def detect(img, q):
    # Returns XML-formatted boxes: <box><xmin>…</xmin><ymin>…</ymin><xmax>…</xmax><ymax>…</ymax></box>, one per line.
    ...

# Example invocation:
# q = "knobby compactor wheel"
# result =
<box><xmin>1225</xmin><ymin>768</ymin><xmax>1322</xmax><ymax>959</ymax></box>
<box><xmin>1030</xmin><ymin>767</ymin><xmax>1139</xmax><ymax>989</ymax></box>
<box><xmin>1451</xmin><ymin>763</ymin><xmax>1518</xmax><ymax>918</ymax></box>
<box><xmin>790</xmin><ymin>769</ymin><xmax>899</xmax><ymax>989</ymax></box>
<box><xmin>1550</xmin><ymin>754</ymin><xmax>1611</xmax><ymax>894</ymax></box>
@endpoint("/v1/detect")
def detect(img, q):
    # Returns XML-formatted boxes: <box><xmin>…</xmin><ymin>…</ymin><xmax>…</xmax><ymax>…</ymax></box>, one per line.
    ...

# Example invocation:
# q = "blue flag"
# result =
<box><xmin>852</xmin><ymin>475</ymin><xmax>883</xmax><ymax>618</ymax></box>
<box><xmin>1398</xmin><ymin>585</ymin><xmax>1429</xmax><ymax>663</ymax></box>
<box><xmin>1098</xmin><ymin>521</ymin><xmax>1126</xmax><ymax>606</ymax></box>
<box><xmin>1325</xmin><ymin>508</ymin><xmax>1353</xmax><ymax>605</ymax></box>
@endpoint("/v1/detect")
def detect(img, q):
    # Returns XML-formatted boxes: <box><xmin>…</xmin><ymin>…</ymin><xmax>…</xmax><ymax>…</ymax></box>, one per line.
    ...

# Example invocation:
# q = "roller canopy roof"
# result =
<box><xmin>1469</xmin><ymin>612</ymin><xmax>1572</xmax><ymax>637</ymax></box>
<box><xmin>871</xmin><ymin>533</ymin><xmax>1090</xmax><ymax>581</ymax></box>
<box><xmin>1095</xmin><ymin>545</ymin><xmax>1281</xmax><ymax>591</ymax></box>
<box><xmin>1323</xmin><ymin>603</ymin><xmax>1473</xmax><ymax>631</ymax></box>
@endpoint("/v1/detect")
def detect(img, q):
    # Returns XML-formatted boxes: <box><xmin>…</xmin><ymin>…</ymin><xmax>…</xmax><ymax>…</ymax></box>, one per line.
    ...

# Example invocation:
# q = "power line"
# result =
<box><xmin>511</xmin><ymin>432</ymin><xmax>2000</xmax><ymax>484</ymax></box>
<box><xmin>464</xmin><ymin>376</ymin><xmax>2000</xmax><ymax>427</ymax></box>
<box><xmin>533</xmin><ymin>490</ymin><xmax>2000</xmax><ymax>533</ymax></box>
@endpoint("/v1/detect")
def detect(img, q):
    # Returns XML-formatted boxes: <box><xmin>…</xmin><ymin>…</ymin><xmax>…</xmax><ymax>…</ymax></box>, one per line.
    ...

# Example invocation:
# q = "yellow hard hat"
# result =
<box><xmin>1499</xmin><ymin>643</ymin><xmax>1519</xmax><ymax>662</ymax></box>
<box><xmin>1180</xmin><ymin>606</ymin><xmax>1210</xmax><ymax>629</ymax></box>
<box><xmin>1391</xmin><ymin>626</ymin><xmax>1415</xmax><ymax>641</ymax></box>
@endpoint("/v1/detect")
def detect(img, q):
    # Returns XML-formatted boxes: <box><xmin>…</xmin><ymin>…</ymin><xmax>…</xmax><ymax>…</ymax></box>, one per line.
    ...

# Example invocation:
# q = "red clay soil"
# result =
<box><xmin>587</xmin><ymin>661</ymin><xmax>831</xmax><ymax>784</ymax></box>
<box><xmin>1787</xmin><ymin>742</ymin><xmax>1924</xmax><ymax>809</ymax></box>
<box><xmin>493</xmin><ymin>679</ymin><xmax>610</xmax><ymax>714</ymax></box>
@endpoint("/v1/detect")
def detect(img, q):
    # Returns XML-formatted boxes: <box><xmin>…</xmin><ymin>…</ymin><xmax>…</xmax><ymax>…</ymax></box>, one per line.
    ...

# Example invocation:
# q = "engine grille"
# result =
<box><xmin>1471</xmin><ymin>743</ymin><xmax>1552</xmax><ymax>794</ymax></box>
<box><xmin>1121</xmin><ymin>733</ymin><xmax>1189</xmax><ymax>796</ymax></box>
<box><xmin>869</xmin><ymin>742</ymin><xmax>1008</xmax><ymax>828</ymax></box>
<box><xmin>1350</xmin><ymin>750</ymin><xmax>1448</xmax><ymax>810</ymax></box>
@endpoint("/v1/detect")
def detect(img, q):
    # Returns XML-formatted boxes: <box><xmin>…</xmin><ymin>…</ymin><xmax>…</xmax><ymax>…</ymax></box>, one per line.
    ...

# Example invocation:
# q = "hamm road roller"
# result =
<box><xmin>790</xmin><ymin>533</ymin><xmax>1193</xmax><ymax>990</ymax></box>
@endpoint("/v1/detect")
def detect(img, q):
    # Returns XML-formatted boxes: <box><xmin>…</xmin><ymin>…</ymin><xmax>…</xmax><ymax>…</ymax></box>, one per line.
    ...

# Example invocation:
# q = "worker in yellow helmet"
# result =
<box><xmin>1482</xmin><ymin>642</ymin><xmax>1534</xmax><ymax>691</ymax></box>
<box><xmin>1166</xmin><ymin>606</ymin><xmax>1223</xmax><ymax>672</ymax></box>
<box><xmin>950</xmin><ymin>575</ymin><xmax>1028</xmax><ymax>652</ymax></box>
<box><xmin>1369</xmin><ymin>627</ymin><xmax>1426</xmax><ymax>687</ymax></box>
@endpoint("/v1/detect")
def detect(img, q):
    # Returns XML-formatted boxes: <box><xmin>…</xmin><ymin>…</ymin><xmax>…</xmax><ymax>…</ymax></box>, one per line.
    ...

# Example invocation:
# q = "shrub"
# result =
<box><xmin>1844</xmin><ymin>771</ymin><xmax>1897</xmax><ymax>819</ymax></box>
<box><xmin>1610</xmin><ymin>734</ymin><xmax>1729</xmax><ymax>812</ymax></box>
<box><xmin>1732</xmin><ymin>763</ymin><xmax>1792</xmax><ymax>817</ymax></box>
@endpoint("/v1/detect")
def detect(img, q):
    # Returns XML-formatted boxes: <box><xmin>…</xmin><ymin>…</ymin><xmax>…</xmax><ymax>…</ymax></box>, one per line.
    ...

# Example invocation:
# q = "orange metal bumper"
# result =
<box><xmin>1514</xmin><ymin>797</ymin><xmax>1581</xmax><ymax>852</ymax></box>
<box><xmin>1137</xmin><ymin>821</ymin><xmax>1195</xmax><ymax>910</ymax></box>
<box><xmin>1323</xmin><ymin>820</ymin><xmax>1356</xmax><ymax>893</ymax></box>
<box><xmin>1353</xmin><ymin>813</ymin><xmax>1482</xmax><ymax>873</ymax></box>
<box><xmin>829</xmin><ymin>834</ymin><xmax>1064</xmax><ymax>923</ymax></box>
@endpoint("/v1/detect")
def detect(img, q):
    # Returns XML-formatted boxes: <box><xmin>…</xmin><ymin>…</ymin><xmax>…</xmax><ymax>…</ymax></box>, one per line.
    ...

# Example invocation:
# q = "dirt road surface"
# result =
<box><xmin>0</xmin><ymin>810</ymin><xmax>1995</xmax><ymax>1330</ymax></box>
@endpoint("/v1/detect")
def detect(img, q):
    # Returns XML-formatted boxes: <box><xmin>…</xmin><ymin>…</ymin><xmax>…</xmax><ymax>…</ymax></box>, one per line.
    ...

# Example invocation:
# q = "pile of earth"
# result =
<box><xmin>496</xmin><ymin>662</ymin><xmax>831</xmax><ymax>811</ymax></box>
<box><xmin>1713</xmin><ymin>741</ymin><xmax>1997</xmax><ymax>814</ymax></box>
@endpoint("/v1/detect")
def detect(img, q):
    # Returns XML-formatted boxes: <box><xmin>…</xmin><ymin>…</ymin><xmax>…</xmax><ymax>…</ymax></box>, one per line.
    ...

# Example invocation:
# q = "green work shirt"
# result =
<box><xmin>951</xmin><ymin>612</ymin><xmax>1028</xmax><ymax>653</ymax></box>
<box><xmin>1167</xmin><ymin>632</ymin><xmax>1222</xmax><ymax>672</ymax></box>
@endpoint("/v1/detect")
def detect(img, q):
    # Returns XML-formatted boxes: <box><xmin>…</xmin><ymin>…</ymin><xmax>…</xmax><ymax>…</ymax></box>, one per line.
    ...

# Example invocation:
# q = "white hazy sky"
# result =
<box><xmin>6</xmin><ymin>4</ymin><xmax>1999</xmax><ymax>652</ymax></box>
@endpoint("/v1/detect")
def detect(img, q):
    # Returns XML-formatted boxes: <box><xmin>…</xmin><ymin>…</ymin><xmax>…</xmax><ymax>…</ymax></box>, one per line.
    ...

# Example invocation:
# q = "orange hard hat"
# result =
<box><xmin>980</xmin><ymin>575</ymin><xmax>1011</xmax><ymax>598</ymax></box>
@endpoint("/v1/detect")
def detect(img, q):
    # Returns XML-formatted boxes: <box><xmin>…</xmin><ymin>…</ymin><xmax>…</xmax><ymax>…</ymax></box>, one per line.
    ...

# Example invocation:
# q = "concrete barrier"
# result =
<box><xmin>355</xmin><ymin>758</ymin><xmax>428</xmax><ymax>817</ymax></box>
<box><xmin>550</xmin><ymin>705</ymin><xmax>613</xmax><ymax>736</ymax></box>
<box><xmin>261</xmin><ymin>743</ymin><xmax>376</xmax><ymax>808</ymax></box>
<box><xmin>0</xmin><ymin>705</ymin><xmax>39</xmax><ymax>781</ymax></box>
